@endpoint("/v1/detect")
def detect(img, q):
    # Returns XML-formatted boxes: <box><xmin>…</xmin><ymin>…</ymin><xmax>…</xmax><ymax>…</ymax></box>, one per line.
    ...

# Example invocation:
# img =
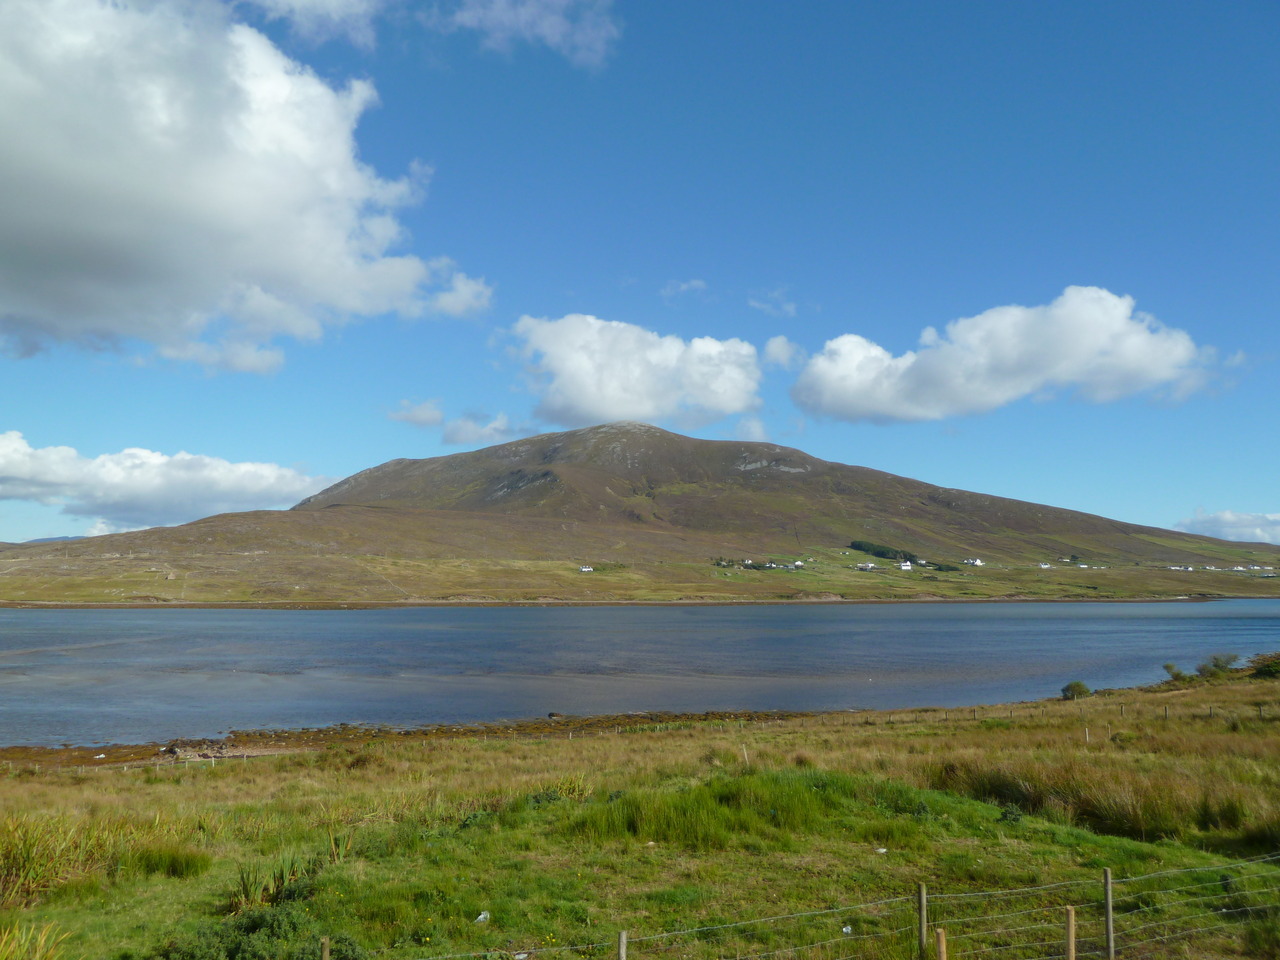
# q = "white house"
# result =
<box><xmin>579</xmin><ymin>565</ymin><xmax>593</xmax><ymax>573</ymax></box>
<box><xmin>898</xmin><ymin>561</ymin><xmax>913</xmax><ymax>571</ymax></box>
<box><xmin>963</xmin><ymin>558</ymin><xmax>984</xmax><ymax>566</ymax></box>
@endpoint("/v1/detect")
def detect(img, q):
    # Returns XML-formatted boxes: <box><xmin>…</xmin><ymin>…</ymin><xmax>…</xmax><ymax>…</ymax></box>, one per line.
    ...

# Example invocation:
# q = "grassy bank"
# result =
<box><xmin>2</xmin><ymin>667</ymin><xmax>1279</xmax><ymax>959</ymax></box>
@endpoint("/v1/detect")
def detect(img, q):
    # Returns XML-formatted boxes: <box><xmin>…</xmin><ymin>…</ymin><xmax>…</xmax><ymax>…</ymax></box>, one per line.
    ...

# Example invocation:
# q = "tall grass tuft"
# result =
<box><xmin>570</xmin><ymin>769</ymin><xmax>859</xmax><ymax>849</ymax></box>
<box><xmin>0</xmin><ymin>923</ymin><xmax>71</xmax><ymax>960</ymax></box>
<box><xmin>0</xmin><ymin>815</ymin><xmax>131</xmax><ymax>906</ymax></box>
<box><xmin>127</xmin><ymin>844</ymin><xmax>212</xmax><ymax>879</ymax></box>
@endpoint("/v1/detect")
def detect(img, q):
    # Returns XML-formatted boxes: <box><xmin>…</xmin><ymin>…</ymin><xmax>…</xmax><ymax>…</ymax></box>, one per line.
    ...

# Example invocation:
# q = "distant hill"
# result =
<box><xmin>2</xmin><ymin>422</ymin><xmax>1278</xmax><ymax>604</ymax></box>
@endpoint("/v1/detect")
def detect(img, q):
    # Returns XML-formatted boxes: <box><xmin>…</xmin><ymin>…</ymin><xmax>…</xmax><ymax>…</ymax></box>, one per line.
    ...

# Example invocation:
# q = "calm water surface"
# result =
<box><xmin>1</xmin><ymin>601</ymin><xmax>1278</xmax><ymax>746</ymax></box>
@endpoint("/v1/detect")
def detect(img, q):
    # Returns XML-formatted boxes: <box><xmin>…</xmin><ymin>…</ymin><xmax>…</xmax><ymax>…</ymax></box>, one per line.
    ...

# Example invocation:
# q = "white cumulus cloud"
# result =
<box><xmin>0</xmin><ymin>431</ymin><xmax>328</xmax><ymax>532</ymax></box>
<box><xmin>793</xmin><ymin>286</ymin><xmax>1215</xmax><ymax>423</ymax></box>
<box><xmin>513</xmin><ymin>314</ymin><xmax>762</xmax><ymax>426</ymax></box>
<box><xmin>0</xmin><ymin>0</ymin><xmax>489</xmax><ymax>373</ymax></box>
<box><xmin>436</xmin><ymin>0</ymin><xmax>620</xmax><ymax>68</ymax></box>
<box><xmin>763</xmin><ymin>335</ymin><xmax>804</xmax><ymax>370</ymax></box>
<box><xmin>1175</xmin><ymin>510</ymin><xmax>1280</xmax><ymax>545</ymax></box>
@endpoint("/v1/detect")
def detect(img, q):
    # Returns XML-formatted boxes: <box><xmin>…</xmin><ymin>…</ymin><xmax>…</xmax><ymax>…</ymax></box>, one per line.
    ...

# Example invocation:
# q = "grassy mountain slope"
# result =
<box><xmin>2</xmin><ymin>422</ymin><xmax>1277</xmax><ymax>604</ymax></box>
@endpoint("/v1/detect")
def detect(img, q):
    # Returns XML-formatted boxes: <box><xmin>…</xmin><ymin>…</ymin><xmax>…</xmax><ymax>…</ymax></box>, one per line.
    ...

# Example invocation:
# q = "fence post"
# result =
<box><xmin>1164</xmin><ymin>705</ymin><xmax>1169</xmax><ymax>720</ymax></box>
<box><xmin>320</xmin><ymin>936</ymin><xmax>330</xmax><ymax>960</ymax></box>
<box><xmin>1065</xmin><ymin>905</ymin><xmax>1075</xmax><ymax>960</ymax></box>
<box><xmin>617</xmin><ymin>929</ymin><xmax>628</xmax><ymax>960</ymax></box>
<box><xmin>934</xmin><ymin>927</ymin><xmax>947</xmax><ymax>960</ymax></box>
<box><xmin>917</xmin><ymin>882</ymin><xmax>929</xmax><ymax>959</ymax></box>
<box><xmin>1104</xmin><ymin>868</ymin><xmax>1115</xmax><ymax>959</ymax></box>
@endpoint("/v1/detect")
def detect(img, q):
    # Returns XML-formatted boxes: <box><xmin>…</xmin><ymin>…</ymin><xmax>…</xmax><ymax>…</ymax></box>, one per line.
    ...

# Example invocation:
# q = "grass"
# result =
<box><xmin>0</xmin><ymin>671</ymin><xmax>1278</xmax><ymax>958</ymax></box>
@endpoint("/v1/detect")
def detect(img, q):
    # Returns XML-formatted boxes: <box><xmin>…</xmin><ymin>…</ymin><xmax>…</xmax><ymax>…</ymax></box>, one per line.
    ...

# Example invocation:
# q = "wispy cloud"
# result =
<box><xmin>389</xmin><ymin>400</ymin><xmax>446</xmax><ymax>426</ymax></box>
<box><xmin>1175</xmin><ymin>510</ymin><xmax>1280</xmax><ymax>545</ymax></box>
<box><xmin>442</xmin><ymin>412</ymin><xmax>518</xmax><ymax>445</ymax></box>
<box><xmin>793</xmin><ymin>286</ymin><xmax>1217</xmax><ymax>423</ymax></box>
<box><xmin>430</xmin><ymin>0</ymin><xmax>620</xmax><ymax>68</ymax></box>
<box><xmin>0</xmin><ymin>431</ymin><xmax>326</xmax><ymax>533</ymax></box>
<box><xmin>243</xmin><ymin>0</ymin><xmax>387</xmax><ymax>46</ymax></box>
<box><xmin>513</xmin><ymin>314</ymin><xmax>762</xmax><ymax>426</ymax></box>
<box><xmin>748</xmin><ymin>287</ymin><xmax>798</xmax><ymax>318</ymax></box>
<box><xmin>661</xmin><ymin>278</ymin><xmax>708</xmax><ymax>300</ymax></box>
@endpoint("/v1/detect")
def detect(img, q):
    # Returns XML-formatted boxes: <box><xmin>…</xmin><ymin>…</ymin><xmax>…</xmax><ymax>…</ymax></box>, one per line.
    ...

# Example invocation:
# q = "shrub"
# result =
<box><xmin>1163</xmin><ymin>662</ymin><xmax>1188</xmax><ymax>682</ymax></box>
<box><xmin>1248</xmin><ymin>652</ymin><xmax>1280</xmax><ymax>679</ymax></box>
<box><xmin>1197</xmin><ymin>653</ymin><xmax>1239</xmax><ymax>679</ymax></box>
<box><xmin>1061</xmin><ymin>680</ymin><xmax>1091</xmax><ymax>700</ymax></box>
<box><xmin>155</xmin><ymin>904</ymin><xmax>367</xmax><ymax>960</ymax></box>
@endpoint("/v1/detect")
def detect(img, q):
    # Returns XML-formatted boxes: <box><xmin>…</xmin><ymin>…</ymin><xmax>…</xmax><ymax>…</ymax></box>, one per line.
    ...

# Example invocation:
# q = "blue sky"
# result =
<box><xmin>1</xmin><ymin>0</ymin><xmax>1278</xmax><ymax>544</ymax></box>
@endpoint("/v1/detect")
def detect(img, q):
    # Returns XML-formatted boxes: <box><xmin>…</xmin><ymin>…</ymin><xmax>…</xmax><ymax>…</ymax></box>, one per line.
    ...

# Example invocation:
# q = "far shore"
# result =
<box><xmin>0</xmin><ymin>594</ymin><xmax>1237</xmax><ymax>611</ymax></box>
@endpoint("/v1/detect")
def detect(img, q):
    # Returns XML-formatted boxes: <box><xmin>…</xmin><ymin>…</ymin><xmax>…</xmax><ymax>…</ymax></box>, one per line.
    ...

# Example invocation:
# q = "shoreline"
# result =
<box><xmin>0</xmin><ymin>708</ymin><xmax>818</xmax><ymax>768</ymax></box>
<box><xmin>0</xmin><ymin>594</ymin><xmax>1238</xmax><ymax>610</ymax></box>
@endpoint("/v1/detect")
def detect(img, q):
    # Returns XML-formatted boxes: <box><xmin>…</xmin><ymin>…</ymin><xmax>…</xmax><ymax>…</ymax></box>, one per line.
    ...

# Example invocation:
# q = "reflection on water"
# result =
<box><xmin>1</xmin><ymin>600</ymin><xmax>1278</xmax><ymax>745</ymax></box>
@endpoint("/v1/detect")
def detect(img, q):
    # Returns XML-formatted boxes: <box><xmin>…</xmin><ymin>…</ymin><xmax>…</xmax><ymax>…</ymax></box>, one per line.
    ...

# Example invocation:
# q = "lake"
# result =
<box><xmin>2</xmin><ymin>600</ymin><xmax>1278</xmax><ymax>747</ymax></box>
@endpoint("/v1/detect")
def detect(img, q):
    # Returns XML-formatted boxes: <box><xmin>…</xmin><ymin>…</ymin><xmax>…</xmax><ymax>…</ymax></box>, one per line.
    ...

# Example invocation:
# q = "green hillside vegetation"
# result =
<box><xmin>3</xmin><ymin>662</ymin><xmax>1280</xmax><ymax>959</ymax></box>
<box><xmin>2</xmin><ymin>423</ymin><xmax>1277</xmax><ymax>604</ymax></box>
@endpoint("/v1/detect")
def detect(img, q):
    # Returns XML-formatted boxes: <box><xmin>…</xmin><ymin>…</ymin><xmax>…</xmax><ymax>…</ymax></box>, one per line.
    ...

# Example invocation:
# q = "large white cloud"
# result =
<box><xmin>1175</xmin><ymin>510</ymin><xmax>1280</xmax><ymax>545</ymax></box>
<box><xmin>793</xmin><ymin>286</ymin><xmax>1214</xmax><ymax>423</ymax></box>
<box><xmin>513</xmin><ymin>314</ymin><xmax>762</xmax><ymax>426</ymax></box>
<box><xmin>0</xmin><ymin>0</ymin><xmax>489</xmax><ymax>373</ymax></box>
<box><xmin>0</xmin><ymin>431</ymin><xmax>327</xmax><ymax>532</ymax></box>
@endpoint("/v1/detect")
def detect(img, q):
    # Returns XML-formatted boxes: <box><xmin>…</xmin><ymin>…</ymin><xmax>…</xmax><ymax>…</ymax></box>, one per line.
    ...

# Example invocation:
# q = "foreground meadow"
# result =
<box><xmin>2</xmin><ymin>660</ymin><xmax>1279</xmax><ymax>960</ymax></box>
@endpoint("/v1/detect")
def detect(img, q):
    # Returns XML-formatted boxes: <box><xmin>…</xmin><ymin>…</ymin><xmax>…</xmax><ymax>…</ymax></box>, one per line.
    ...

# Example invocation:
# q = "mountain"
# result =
<box><xmin>2</xmin><ymin>422</ymin><xmax>1277</xmax><ymax>604</ymax></box>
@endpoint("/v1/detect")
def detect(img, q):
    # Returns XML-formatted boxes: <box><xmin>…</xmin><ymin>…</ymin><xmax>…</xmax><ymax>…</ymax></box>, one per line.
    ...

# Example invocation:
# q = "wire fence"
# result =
<box><xmin>408</xmin><ymin>852</ymin><xmax>1280</xmax><ymax>960</ymax></box>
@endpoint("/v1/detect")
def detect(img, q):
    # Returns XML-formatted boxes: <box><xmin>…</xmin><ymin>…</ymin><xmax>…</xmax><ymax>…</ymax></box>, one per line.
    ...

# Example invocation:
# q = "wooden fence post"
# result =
<box><xmin>917</xmin><ymin>882</ymin><xmax>928</xmax><ymax>959</ymax></box>
<box><xmin>617</xmin><ymin>929</ymin><xmax>628</xmax><ymax>960</ymax></box>
<box><xmin>934</xmin><ymin>927</ymin><xmax>947</xmax><ymax>960</ymax></box>
<box><xmin>1104</xmin><ymin>868</ymin><xmax>1115</xmax><ymax>960</ymax></box>
<box><xmin>1065</xmin><ymin>905</ymin><xmax>1076</xmax><ymax>960</ymax></box>
<box><xmin>320</xmin><ymin>936</ymin><xmax>330</xmax><ymax>960</ymax></box>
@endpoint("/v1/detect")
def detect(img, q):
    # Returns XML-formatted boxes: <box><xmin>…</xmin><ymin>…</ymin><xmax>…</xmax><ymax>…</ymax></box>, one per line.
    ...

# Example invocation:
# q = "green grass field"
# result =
<box><xmin>3</xmin><ymin>663</ymin><xmax>1280</xmax><ymax>959</ymax></box>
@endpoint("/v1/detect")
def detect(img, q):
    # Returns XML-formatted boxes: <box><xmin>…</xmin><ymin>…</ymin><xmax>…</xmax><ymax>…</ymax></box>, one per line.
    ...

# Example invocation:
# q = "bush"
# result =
<box><xmin>1061</xmin><ymin>680</ymin><xmax>1091</xmax><ymax>700</ymax></box>
<box><xmin>1248</xmin><ymin>652</ymin><xmax>1280</xmax><ymax>679</ymax></box>
<box><xmin>1163</xmin><ymin>662</ymin><xmax>1188</xmax><ymax>682</ymax></box>
<box><xmin>155</xmin><ymin>904</ymin><xmax>367</xmax><ymax>960</ymax></box>
<box><xmin>1197</xmin><ymin>653</ymin><xmax>1239</xmax><ymax>679</ymax></box>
